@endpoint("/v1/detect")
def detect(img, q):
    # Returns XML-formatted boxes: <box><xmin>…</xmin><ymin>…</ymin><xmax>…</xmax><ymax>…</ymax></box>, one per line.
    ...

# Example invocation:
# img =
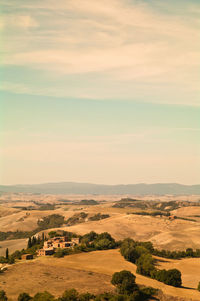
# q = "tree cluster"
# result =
<box><xmin>65</xmin><ymin>212</ymin><xmax>88</xmax><ymax>226</ymax></box>
<box><xmin>120</xmin><ymin>238</ymin><xmax>182</xmax><ymax>287</ymax></box>
<box><xmin>80</xmin><ymin>231</ymin><xmax>117</xmax><ymax>250</ymax></box>
<box><xmin>0</xmin><ymin>230</ymin><xmax>36</xmax><ymax>241</ymax></box>
<box><xmin>153</xmin><ymin>247</ymin><xmax>200</xmax><ymax>259</ymax></box>
<box><xmin>37</xmin><ymin>214</ymin><xmax>65</xmax><ymax>230</ymax></box>
<box><xmin>88</xmin><ymin>213</ymin><xmax>110</xmax><ymax>221</ymax></box>
<box><xmin>27</xmin><ymin>236</ymin><xmax>42</xmax><ymax>249</ymax></box>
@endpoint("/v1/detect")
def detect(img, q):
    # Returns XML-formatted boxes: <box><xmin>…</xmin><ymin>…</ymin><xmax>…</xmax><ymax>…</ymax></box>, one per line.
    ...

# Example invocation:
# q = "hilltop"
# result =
<box><xmin>1</xmin><ymin>182</ymin><xmax>200</xmax><ymax>195</ymax></box>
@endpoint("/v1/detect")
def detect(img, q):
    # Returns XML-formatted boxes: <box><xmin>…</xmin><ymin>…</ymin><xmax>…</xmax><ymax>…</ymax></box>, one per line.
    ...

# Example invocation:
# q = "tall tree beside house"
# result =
<box><xmin>27</xmin><ymin>237</ymin><xmax>32</xmax><ymax>249</ymax></box>
<box><xmin>32</xmin><ymin>236</ymin><xmax>37</xmax><ymax>245</ymax></box>
<box><xmin>5</xmin><ymin>248</ymin><xmax>9</xmax><ymax>260</ymax></box>
<box><xmin>37</xmin><ymin>236</ymin><xmax>41</xmax><ymax>244</ymax></box>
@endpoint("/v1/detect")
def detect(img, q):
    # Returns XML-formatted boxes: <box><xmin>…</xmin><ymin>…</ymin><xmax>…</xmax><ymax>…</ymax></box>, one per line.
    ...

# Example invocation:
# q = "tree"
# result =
<box><xmin>122</xmin><ymin>246</ymin><xmax>148</xmax><ymax>264</ymax></box>
<box><xmin>48</xmin><ymin>231</ymin><xmax>57</xmax><ymax>238</ymax></box>
<box><xmin>28</xmin><ymin>237</ymin><xmax>32</xmax><ymax>249</ymax></box>
<box><xmin>18</xmin><ymin>292</ymin><xmax>32</xmax><ymax>301</ymax></box>
<box><xmin>154</xmin><ymin>269</ymin><xmax>182</xmax><ymax>287</ymax></box>
<box><xmin>5</xmin><ymin>248</ymin><xmax>9</xmax><ymax>260</ymax></box>
<box><xmin>33</xmin><ymin>291</ymin><xmax>55</xmax><ymax>301</ymax></box>
<box><xmin>186</xmin><ymin>248</ymin><xmax>194</xmax><ymax>257</ymax></box>
<box><xmin>164</xmin><ymin>269</ymin><xmax>182</xmax><ymax>287</ymax></box>
<box><xmin>94</xmin><ymin>239</ymin><xmax>114</xmax><ymax>250</ymax></box>
<box><xmin>122</xmin><ymin>247</ymin><xmax>139</xmax><ymax>263</ymax></box>
<box><xmin>59</xmin><ymin>289</ymin><xmax>79</xmax><ymax>301</ymax></box>
<box><xmin>0</xmin><ymin>290</ymin><xmax>8</xmax><ymax>301</ymax></box>
<box><xmin>96</xmin><ymin>232</ymin><xmax>115</xmax><ymax>242</ymax></box>
<box><xmin>12</xmin><ymin>250</ymin><xmax>22</xmax><ymax>260</ymax></box>
<box><xmin>120</xmin><ymin>238</ymin><xmax>135</xmax><ymax>258</ymax></box>
<box><xmin>37</xmin><ymin>236</ymin><xmax>41</xmax><ymax>244</ymax></box>
<box><xmin>37</xmin><ymin>214</ymin><xmax>65</xmax><ymax>230</ymax></box>
<box><xmin>32</xmin><ymin>236</ymin><xmax>37</xmax><ymax>246</ymax></box>
<box><xmin>79</xmin><ymin>293</ymin><xmax>95</xmax><ymax>301</ymax></box>
<box><xmin>136</xmin><ymin>254</ymin><xmax>155</xmax><ymax>277</ymax></box>
<box><xmin>93</xmin><ymin>232</ymin><xmax>116</xmax><ymax>250</ymax></box>
<box><xmin>8</xmin><ymin>256</ymin><xmax>15</xmax><ymax>264</ymax></box>
<box><xmin>111</xmin><ymin>270</ymin><xmax>138</xmax><ymax>295</ymax></box>
<box><xmin>81</xmin><ymin>231</ymin><xmax>98</xmax><ymax>245</ymax></box>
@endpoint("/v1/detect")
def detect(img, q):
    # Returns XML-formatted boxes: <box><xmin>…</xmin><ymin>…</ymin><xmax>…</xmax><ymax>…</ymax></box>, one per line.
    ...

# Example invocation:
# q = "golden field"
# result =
<box><xmin>1</xmin><ymin>250</ymin><xmax>200</xmax><ymax>300</ymax></box>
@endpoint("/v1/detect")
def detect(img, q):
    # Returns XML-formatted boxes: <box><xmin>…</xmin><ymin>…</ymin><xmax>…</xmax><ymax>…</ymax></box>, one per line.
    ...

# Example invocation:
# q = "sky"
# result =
<box><xmin>0</xmin><ymin>0</ymin><xmax>200</xmax><ymax>185</ymax></box>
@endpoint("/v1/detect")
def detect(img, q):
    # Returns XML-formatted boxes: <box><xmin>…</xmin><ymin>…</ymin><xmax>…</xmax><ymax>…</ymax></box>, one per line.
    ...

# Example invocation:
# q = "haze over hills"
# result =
<box><xmin>0</xmin><ymin>182</ymin><xmax>200</xmax><ymax>195</ymax></box>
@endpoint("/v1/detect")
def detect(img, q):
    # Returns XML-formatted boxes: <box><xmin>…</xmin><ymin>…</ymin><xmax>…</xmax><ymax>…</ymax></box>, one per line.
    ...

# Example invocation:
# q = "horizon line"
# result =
<box><xmin>1</xmin><ymin>181</ymin><xmax>200</xmax><ymax>187</ymax></box>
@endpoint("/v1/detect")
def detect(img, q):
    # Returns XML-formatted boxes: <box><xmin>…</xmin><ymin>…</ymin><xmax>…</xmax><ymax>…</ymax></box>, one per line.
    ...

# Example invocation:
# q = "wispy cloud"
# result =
<box><xmin>1</xmin><ymin>0</ymin><xmax>200</xmax><ymax>105</ymax></box>
<box><xmin>1</xmin><ymin>15</ymin><xmax>38</xmax><ymax>30</ymax></box>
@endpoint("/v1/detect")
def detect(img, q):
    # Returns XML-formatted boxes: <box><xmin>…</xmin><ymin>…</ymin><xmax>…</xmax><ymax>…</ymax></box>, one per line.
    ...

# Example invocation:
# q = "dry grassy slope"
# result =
<box><xmin>0</xmin><ymin>206</ymin><xmax>19</xmax><ymax>218</ymax></box>
<box><xmin>0</xmin><ymin>239</ymin><xmax>27</xmax><ymax>256</ymax></box>
<box><xmin>0</xmin><ymin>259</ymin><xmax>114</xmax><ymax>300</ymax></box>
<box><xmin>1</xmin><ymin>202</ymin><xmax>200</xmax><ymax>255</ymax></box>
<box><xmin>1</xmin><ymin>204</ymin><xmax>200</xmax><ymax>253</ymax></box>
<box><xmin>1</xmin><ymin>249</ymin><xmax>200</xmax><ymax>301</ymax></box>
<box><xmin>171</xmin><ymin>206</ymin><xmax>200</xmax><ymax>217</ymax></box>
<box><xmin>0</xmin><ymin>208</ymin><xmax>75</xmax><ymax>232</ymax></box>
<box><xmin>54</xmin><ymin>213</ymin><xmax>200</xmax><ymax>251</ymax></box>
<box><xmin>155</xmin><ymin>256</ymin><xmax>200</xmax><ymax>290</ymax></box>
<box><xmin>36</xmin><ymin>250</ymin><xmax>200</xmax><ymax>300</ymax></box>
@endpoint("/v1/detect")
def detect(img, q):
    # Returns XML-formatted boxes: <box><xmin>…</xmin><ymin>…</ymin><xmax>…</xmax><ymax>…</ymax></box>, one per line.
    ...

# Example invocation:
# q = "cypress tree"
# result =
<box><xmin>37</xmin><ymin>236</ymin><xmax>41</xmax><ymax>244</ymax></box>
<box><xmin>32</xmin><ymin>236</ymin><xmax>36</xmax><ymax>246</ymax></box>
<box><xmin>27</xmin><ymin>237</ymin><xmax>32</xmax><ymax>249</ymax></box>
<box><xmin>5</xmin><ymin>248</ymin><xmax>9</xmax><ymax>260</ymax></box>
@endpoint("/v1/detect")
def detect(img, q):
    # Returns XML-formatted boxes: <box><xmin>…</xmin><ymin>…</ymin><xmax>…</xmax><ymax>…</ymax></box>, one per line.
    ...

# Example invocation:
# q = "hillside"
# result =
<box><xmin>1</xmin><ymin>249</ymin><xmax>200</xmax><ymax>300</ymax></box>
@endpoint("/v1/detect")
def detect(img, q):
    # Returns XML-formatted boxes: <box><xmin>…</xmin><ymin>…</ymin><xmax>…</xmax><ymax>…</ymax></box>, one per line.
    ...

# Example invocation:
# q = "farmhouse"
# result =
<box><xmin>37</xmin><ymin>248</ymin><xmax>54</xmax><ymax>256</ymax></box>
<box><xmin>37</xmin><ymin>236</ymin><xmax>80</xmax><ymax>256</ymax></box>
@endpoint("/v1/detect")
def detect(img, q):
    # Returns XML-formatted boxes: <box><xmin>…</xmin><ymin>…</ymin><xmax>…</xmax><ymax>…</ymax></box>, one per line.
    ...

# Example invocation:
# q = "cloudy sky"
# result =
<box><xmin>0</xmin><ymin>0</ymin><xmax>200</xmax><ymax>185</ymax></box>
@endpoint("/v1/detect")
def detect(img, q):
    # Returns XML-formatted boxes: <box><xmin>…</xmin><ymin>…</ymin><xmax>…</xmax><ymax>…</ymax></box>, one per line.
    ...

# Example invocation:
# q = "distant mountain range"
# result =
<box><xmin>0</xmin><ymin>182</ymin><xmax>200</xmax><ymax>195</ymax></box>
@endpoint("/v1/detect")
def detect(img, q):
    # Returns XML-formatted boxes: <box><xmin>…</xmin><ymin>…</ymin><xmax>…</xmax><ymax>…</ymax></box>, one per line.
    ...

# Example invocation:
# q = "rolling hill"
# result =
<box><xmin>0</xmin><ymin>182</ymin><xmax>200</xmax><ymax>195</ymax></box>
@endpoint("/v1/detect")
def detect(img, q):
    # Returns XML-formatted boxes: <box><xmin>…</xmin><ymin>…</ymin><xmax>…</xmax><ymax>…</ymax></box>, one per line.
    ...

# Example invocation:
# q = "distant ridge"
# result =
<box><xmin>0</xmin><ymin>182</ymin><xmax>200</xmax><ymax>195</ymax></box>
